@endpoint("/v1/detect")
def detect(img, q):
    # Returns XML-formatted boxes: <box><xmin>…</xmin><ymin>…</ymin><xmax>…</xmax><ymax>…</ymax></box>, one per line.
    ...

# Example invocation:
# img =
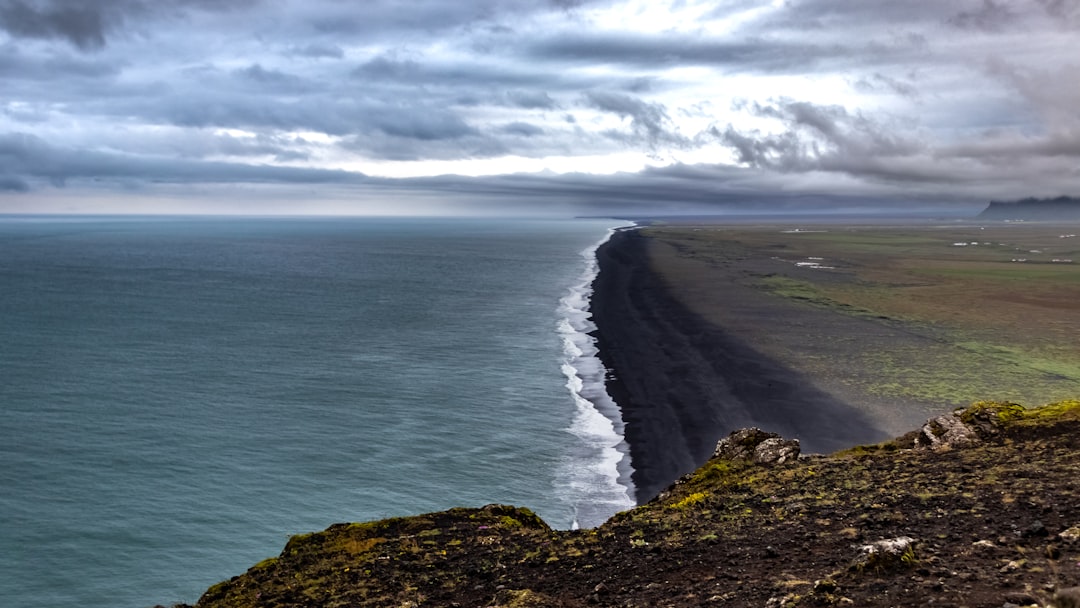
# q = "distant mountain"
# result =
<box><xmin>978</xmin><ymin>196</ymin><xmax>1080</xmax><ymax>220</ymax></box>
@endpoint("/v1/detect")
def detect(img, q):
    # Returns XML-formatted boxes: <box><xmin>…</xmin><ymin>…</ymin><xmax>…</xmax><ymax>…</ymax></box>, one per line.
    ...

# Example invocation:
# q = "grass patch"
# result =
<box><xmin>913</xmin><ymin>265</ymin><xmax>1080</xmax><ymax>283</ymax></box>
<box><xmin>794</xmin><ymin>232</ymin><xmax>942</xmax><ymax>251</ymax></box>
<box><xmin>670</xmin><ymin>492</ymin><xmax>708</xmax><ymax>510</ymax></box>
<box><xmin>955</xmin><ymin>342</ymin><xmax>1080</xmax><ymax>381</ymax></box>
<box><xmin>1018</xmin><ymin>399</ymin><xmax>1080</xmax><ymax>423</ymax></box>
<box><xmin>757</xmin><ymin>276</ymin><xmax>879</xmax><ymax>315</ymax></box>
<box><xmin>758</xmin><ymin>276</ymin><xmax>831</xmax><ymax>302</ymax></box>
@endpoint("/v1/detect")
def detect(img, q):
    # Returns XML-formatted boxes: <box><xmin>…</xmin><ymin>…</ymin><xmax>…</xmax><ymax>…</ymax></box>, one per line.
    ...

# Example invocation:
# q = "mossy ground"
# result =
<box><xmin>185</xmin><ymin>401</ymin><xmax>1080</xmax><ymax>608</ymax></box>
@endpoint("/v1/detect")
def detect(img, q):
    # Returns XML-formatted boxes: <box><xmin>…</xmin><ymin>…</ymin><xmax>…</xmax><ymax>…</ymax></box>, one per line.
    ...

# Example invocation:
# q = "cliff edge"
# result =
<box><xmin>170</xmin><ymin>400</ymin><xmax>1080</xmax><ymax>608</ymax></box>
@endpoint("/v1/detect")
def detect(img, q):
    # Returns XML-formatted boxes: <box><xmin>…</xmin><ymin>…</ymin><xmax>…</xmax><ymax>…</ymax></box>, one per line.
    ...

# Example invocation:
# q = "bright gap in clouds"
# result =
<box><xmin>583</xmin><ymin>0</ymin><xmax>774</xmax><ymax>36</ymax></box>
<box><xmin>339</xmin><ymin>152</ymin><xmax>652</xmax><ymax>178</ymax></box>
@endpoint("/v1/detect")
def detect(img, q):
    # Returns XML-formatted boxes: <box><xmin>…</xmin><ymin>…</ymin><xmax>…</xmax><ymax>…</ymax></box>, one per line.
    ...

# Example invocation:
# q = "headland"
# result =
<box><xmin>978</xmin><ymin>196</ymin><xmax>1080</xmax><ymax>221</ymax></box>
<box><xmin>180</xmin><ymin>400</ymin><xmax>1080</xmax><ymax>608</ymax></box>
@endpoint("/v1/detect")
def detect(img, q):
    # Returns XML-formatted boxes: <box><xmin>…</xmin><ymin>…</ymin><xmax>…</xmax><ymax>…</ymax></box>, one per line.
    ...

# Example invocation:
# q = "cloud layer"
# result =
<box><xmin>2</xmin><ymin>0</ymin><xmax>1078</xmax><ymax>214</ymax></box>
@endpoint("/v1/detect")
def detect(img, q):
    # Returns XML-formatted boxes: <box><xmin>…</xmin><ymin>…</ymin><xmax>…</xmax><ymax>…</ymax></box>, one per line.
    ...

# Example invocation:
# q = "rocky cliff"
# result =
<box><xmin>167</xmin><ymin>400</ymin><xmax>1080</xmax><ymax>608</ymax></box>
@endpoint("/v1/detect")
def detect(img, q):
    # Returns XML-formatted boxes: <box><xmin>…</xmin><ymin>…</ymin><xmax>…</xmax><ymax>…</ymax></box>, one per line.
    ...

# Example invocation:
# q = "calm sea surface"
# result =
<box><xmin>0</xmin><ymin>217</ymin><xmax>634</xmax><ymax>608</ymax></box>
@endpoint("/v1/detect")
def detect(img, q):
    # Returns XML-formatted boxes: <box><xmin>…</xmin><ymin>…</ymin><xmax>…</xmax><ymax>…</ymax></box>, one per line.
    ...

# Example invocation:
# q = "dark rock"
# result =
<box><xmin>1021</xmin><ymin>521</ymin><xmax>1048</xmax><ymax>538</ymax></box>
<box><xmin>1003</xmin><ymin>591</ymin><xmax>1039</xmax><ymax>606</ymax></box>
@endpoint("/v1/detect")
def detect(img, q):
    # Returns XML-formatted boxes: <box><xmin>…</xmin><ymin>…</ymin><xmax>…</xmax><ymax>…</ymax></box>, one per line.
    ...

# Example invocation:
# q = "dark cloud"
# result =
<box><xmin>285</xmin><ymin>42</ymin><xmax>344</xmax><ymax>59</ymax></box>
<box><xmin>235</xmin><ymin>64</ymin><xmax>307</xmax><ymax>87</ymax></box>
<box><xmin>0</xmin><ymin>42</ymin><xmax>120</xmax><ymax>79</ymax></box>
<box><xmin>0</xmin><ymin>174</ymin><xmax>31</xmax><ymax>192</ymax></box>
<box><xmin>1035</xmin><ymin>0</ymin><xmax>1080</xmax><ymax>23</ymax></box>
<box><xmin>297</xmin><ymin>0</ymin><xmax>604</xmax><ymax>40</ymax></box>
<box><xmin>0</xmin><ymin>0</ymin><xmax>110</xmax><ymax>50</ymax></box>
<box><xmin>750</xmin><ymin>0</ymin><xmax>954</xmax><ymax>32</ymax></box>
<box><xmin>524</xmin><ymin>32</ymin><xmax>853</xmax><ymax>73</ymax></box>
<box><xmin>148</xmin><ymin>92</ymin><xmax>343</xmax><ymax>134</ymax></box>
<box><xmin>0</xmin><ymin>131</ymin><xmax>365</xmax><ymax>187</ymax></box>
<box><xmin>0</xmin><ymin>0</ymin><xmax>262</xmax><ymax>50</ymax></box>
<box><xmin>349</xmin><ymin>54</ymin><xmax>594</xmax><ymax>91</ymax></box>
<box><xmin>717</xmin><ymin>94</ymin><xmax>1080</xmax><ymax>199</ymax></box>
<box><xmin>369</xmin><ymin>109</ymin><xmax>478</xmax><ymax>141</ymax></box>
<box><xmin>948</xmin><ymin>0</ymin><xmax>1015</xmax><ymax>31</ymax></box>
<box><xmin>584</xmin><ymin>91</ymin><xmax>686</xmax><ymax>148</ymax></box>
<box><xmin>499</xmin><ymin>122</ymin><xmax>545</xmax><ymax>137</ymax></box>
<box><xmin>721</xmin><ymin>100</ymin><xmax>928</xmax><ymax>179</ymax></box>
<box><xmin>159</xmin><ymin>94</ymin><xmax>474</xmax><ymax>143</ymax></box>
<box><xmin>505</xmin><ymin>90</ymin><xmax>558</xmax><ymax>109</ymax></box>
<box><xmin>393</xmin><ymin>162</ymin><xmax>979</xmax><ymax>216</ymax></box>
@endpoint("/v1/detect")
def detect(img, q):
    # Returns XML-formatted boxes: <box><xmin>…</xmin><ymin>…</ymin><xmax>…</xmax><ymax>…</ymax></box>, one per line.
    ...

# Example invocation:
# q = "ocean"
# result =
<box><xmin>0</xmin><ymin>216</ymin><xmax>635</xmax><ymax>608</ymax></box>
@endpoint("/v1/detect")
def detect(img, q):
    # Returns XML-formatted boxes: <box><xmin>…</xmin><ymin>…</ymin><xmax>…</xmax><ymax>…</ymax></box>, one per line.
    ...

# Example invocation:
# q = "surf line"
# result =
<box><xmin>557</xmin><ymin>222</ymin><xmax>637</xmax><ymax>529</ymax></box>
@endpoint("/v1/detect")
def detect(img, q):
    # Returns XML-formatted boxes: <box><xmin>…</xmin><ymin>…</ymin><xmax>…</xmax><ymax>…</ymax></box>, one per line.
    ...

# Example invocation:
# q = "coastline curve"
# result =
<box><xmin>557</xmin><ymin>222</ymin><xmax>637</xmax><ymax>529</ymax></box>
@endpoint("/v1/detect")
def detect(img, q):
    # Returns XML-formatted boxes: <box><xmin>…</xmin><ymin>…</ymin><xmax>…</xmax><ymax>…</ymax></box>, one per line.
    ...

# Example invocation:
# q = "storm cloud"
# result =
<box><xmin>1</xmin><ymin>0</ymin><xmax>1077</xmax><ymax>215</ymax></box>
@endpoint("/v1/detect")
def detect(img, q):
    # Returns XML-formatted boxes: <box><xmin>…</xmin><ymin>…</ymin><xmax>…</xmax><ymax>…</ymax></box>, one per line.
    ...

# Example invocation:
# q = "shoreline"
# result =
<box><xmin>590</xmin><ymin>228</ymin><xmax>888</xmax><ymax>503</ymax></box>
<box><xmin>557</xmin><ymin>222</ymin><xmax>637</xmax><ymax>528</ymax></box>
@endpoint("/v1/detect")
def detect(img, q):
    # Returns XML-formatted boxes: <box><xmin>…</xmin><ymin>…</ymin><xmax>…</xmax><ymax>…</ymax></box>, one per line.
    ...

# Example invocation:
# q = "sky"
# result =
<box><xmin>1</xmin><ymin>0</ymin><xmax>1078</xmax><ymax>216</ymax></box>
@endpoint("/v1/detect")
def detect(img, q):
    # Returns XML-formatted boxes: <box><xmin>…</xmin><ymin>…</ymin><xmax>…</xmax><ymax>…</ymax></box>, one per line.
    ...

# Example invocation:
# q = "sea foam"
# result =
<box><xmin>556</xmin><ymin>224</ymin><xmax>636</xmax><ymax>529</ymax></box>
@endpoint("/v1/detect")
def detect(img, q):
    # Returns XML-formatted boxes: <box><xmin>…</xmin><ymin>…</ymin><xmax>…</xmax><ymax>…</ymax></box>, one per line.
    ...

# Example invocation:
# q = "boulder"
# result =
<box><xmin>713</xmin><ymin>428</ymin><xmax>800</xmax><ymax>464</ymax></box>
<box><xmin>851</xmin><ymin>537</ymin><xmax>918</xmax><ymax>573</ymax></box>
<box><xmin>914</xmin><ymin>413</ymin><xmax>978</xmax><ymax>451</ymax></box>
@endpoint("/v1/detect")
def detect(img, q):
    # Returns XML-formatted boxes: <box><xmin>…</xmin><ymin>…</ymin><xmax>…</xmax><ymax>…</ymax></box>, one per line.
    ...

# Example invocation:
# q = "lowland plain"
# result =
<box><xmin>643</xmin><ymin>221</ymin><xmax>1080</xmax><ymax>436</ymax></box>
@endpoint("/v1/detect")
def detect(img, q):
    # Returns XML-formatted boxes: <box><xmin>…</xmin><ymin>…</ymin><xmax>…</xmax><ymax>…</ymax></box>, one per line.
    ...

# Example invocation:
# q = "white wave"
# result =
<box><xmin>555</xmin><ymin>222</ymin><xmax>637</xmax><ymax>529</ymax></box>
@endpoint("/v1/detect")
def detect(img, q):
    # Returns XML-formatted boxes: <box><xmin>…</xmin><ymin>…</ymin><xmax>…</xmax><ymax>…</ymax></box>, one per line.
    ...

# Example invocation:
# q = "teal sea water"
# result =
<box><xmin>0</xmin><ymin>217</ymin><xmax>634</xmax><ymax>608</ymax></box>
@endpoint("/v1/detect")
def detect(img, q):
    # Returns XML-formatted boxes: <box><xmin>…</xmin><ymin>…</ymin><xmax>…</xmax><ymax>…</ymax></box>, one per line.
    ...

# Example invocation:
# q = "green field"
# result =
<box><xmin>643</xmin><ymin>222</ymin><xmax>1080</xmax><ymax>432</ymax></box>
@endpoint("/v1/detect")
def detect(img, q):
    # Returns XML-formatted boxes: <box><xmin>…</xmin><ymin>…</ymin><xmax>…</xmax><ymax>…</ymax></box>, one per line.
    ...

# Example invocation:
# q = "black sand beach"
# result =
<box><xmin>591</xmin><ymin>228</ymin><xmax>888</xmax><ymax>503</ymax></box>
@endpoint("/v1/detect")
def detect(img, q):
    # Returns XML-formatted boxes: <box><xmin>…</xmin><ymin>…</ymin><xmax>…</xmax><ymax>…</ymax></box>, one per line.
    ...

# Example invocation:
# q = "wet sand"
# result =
<box><xmin>592</xmin><ymin>229</ymin><xmax>891</xmax><ymax>503</ymax></box>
